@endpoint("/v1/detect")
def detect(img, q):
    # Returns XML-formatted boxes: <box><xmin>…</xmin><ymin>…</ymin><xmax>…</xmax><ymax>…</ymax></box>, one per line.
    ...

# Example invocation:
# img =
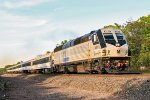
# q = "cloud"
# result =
<box><xmin>0</xmin><ymin>0</ymin><xmax>50</xmax><ymax>9</ymax></box>
<box><xmin>0</xmin><ymin>12</ymin><xmax>48</xmax><ymax>67</ymax></box>
<box><xmin>0</xmin><ymin>11</ymin><xmax>49</xmax><ymax>29</ymax></box>
<box><xmin>0</xmin><ymin>9</ymin><xmax>120</xmax><ymax>67</ymax></box>
<box><xmin>0</xmin><ymin>11</ymin><xmax>80</xmax><ymax>67</ymax></box>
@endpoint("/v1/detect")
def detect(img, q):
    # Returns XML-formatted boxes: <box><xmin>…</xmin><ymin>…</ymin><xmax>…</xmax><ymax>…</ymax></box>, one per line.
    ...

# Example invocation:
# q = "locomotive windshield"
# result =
<box><xmin>116</xmin><ymin>33</ymin><xmax>126</xmax><ymax>46</ymax></box>
<box><xmin>116</xmin><ymin>33</ymin><xmax>124</xmax><ymax>40</ymax></box>
<box><xmin>103</xmin><ymin>33</ymin><xmax>116</xmax><ymax>46</ymax></box>
<box><xmin>103</xmin><ymin>33</ymin><xmax>114</xmax><ymax>40</ymax></box>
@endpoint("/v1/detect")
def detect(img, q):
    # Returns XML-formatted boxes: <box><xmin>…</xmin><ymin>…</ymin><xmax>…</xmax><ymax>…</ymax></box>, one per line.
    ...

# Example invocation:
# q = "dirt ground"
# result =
<box><xmin>0</xmin><ymin>73</ymin><xmax>150</xmax><ymax>100</ymax></box>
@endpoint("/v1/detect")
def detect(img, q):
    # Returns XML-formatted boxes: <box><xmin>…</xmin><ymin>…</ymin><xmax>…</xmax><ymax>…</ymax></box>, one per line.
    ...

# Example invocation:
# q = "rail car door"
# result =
<box><xmin>90</xmin><ymin>31</ymin><xmax>105</xmax><ymax>73</ymax></box>
<box><xmin>91</xmin><ymin>33</ymin><xmax>101</xmax><ymax>58</ymax></box>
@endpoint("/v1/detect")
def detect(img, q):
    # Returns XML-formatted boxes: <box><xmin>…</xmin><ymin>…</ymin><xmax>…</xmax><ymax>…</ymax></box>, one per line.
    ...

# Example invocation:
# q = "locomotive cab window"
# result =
<box><xmin>92</xmin><ymin>34</ymin><xmax>99</xmax><ymax>45</ymax></box>
<box><xmin>116</xmin><ymin>33</ymin><xmax>124</xmax><ymax>40</ymax></box>
<box><xmin>103</xmin><ymin>33</ymin><xmax>114</xmax><ymax>40</ymax></box>
<box><xmin>103</xmin><ymin>33</ymin><xmax>116</xmax><ymax>46</ymax></box>
<box><xmin>116</xmin><ymin>33</ymin><xmax>126</xmax><ymax>46</ymax></box>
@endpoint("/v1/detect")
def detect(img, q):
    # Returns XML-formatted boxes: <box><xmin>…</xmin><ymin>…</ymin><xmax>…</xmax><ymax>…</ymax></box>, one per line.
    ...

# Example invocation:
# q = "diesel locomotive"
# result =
<box><xmin>7</xmin><ymin>27</ymin><xmax>131</xmax><ymax>74</ymax></box>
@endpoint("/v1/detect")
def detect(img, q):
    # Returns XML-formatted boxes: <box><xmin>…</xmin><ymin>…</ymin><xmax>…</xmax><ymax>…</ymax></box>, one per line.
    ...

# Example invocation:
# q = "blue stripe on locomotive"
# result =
<box><xmin>63</xmin><ymin>57</ymin><xmax>69</xmax><ymax>62</ymax></box>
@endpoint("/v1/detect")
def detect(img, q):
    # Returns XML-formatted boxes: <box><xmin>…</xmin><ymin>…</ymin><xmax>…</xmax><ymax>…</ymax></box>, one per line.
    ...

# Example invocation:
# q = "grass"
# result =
<box><xmin>0</xmin><ymin>68</ymin><xmax>6</xmax><ymax>74</ymax></box>
<box><xmin>0</xmin><ymin>68</ymin><xmax>7</xmax><ymax>91</ymax></box>
<box><xmin>127</xmin><ymin>67</ymin><xmax>150</xmax><ymax>73</ymax></box>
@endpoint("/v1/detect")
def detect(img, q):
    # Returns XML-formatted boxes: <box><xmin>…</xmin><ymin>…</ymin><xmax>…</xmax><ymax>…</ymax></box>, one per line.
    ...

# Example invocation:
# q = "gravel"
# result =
<box><xmin>1</xmin><ymin>74</ymin><xmax>150</xmax><ymax>100</ymax></box>
<box><xmin>0</xmin><ymin>76</ymin><xmax>6</xmax><ymax>99</ymax></box>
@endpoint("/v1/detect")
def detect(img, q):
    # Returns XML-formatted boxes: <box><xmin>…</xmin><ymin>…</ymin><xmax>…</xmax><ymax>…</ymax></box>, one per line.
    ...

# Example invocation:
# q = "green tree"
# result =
<box><xmin>46</xmin><ymin>51</ymin><xmax>51</xmax><ymax>54</ymax></box>
<box><xmin>4</xmin><ymin>61</ymin><xmax>23</xmax><ymax>69</ymax></box>
<box><xmin>124</xmin><ymin>15</ymin><xmax>150</xmax><ymax>68</ymax></box>
<box><xmin>5</xmin><ymin>65</ymin><xmax>14</xmax><ymax>69</ymax></box>
<box><xmin>61</xmin><ymin>40</ymin><xmax>68</xmax><ymax>45</ymax></box>
<box><xmin>0</xmin><ymin>68</ymin><xmax>6</xmax><ymax>73</ymax></box>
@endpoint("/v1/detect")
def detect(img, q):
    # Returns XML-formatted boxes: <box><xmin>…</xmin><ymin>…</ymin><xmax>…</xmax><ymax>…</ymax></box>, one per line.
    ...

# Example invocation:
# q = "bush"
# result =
<box><xmin>0</xmin><ymin>68</ymin><xmax>6</xmax><ymax>74</ymax></box>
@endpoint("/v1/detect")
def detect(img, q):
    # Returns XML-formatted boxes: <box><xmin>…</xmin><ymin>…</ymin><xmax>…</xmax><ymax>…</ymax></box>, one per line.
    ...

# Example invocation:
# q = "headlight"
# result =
<box><xmin>116</xmin><ymin>43</ymin><xmax>120</xmax><ymax>47</ymax></box>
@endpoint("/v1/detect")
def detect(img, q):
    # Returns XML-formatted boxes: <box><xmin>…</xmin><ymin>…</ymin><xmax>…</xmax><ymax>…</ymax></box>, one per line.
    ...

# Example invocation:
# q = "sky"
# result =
<box><xmin>0</xmin><ymin>0</ymin><xmax>150</xmax><ymax>67</ymax></box>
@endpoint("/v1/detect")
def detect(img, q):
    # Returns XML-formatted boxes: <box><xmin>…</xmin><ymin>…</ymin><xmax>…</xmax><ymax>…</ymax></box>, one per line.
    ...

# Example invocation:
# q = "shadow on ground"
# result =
<box><xmin>99</xmin><ymin>78</ymin><xmax>150</xmax><ymax>100</ymax></box>
<box><xmin>3</xmin><ymin>74</ymin><xmax>86</xmax><ymax>100</ymax></box>
<box><xmin>1</xmin><ymin>74</ymin><xmax>150</xmax><ymax>100</ymax></box>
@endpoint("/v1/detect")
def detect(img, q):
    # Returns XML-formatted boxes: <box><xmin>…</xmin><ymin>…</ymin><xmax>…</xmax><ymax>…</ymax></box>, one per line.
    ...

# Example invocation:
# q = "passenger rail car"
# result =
<box><xmin>7</xmin><ymin>64</ymin><xmax>22</xmax><ymax>73</ymax></box>
<box><xmin>31</xmin><ymin>53</ymin><xmax>53</xmax><ymax>73</ymax></box>
<box><xmin>7</xmin><ymin>27</ymin><xmax>131</xmax><ymax>74</ymax></box>
<box><xmin>7</xmin><ymin>53</ymin><xmax>53</xmax><ymax>73</ymax></box>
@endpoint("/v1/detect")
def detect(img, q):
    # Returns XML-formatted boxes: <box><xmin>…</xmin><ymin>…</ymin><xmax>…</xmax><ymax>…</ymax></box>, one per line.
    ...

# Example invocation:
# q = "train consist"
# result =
<box><xmin>7</xmin><ymin>27</ymin><xmax>131</xmax><ymax>74</ymax></box>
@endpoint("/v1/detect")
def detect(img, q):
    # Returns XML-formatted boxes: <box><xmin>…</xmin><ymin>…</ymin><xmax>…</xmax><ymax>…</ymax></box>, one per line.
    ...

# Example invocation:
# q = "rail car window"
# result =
<box><xmin>103</xmin><ymin>33</ymin><xmax>116</xmax><ymax>45</ymax></box>
<box><xmin>33</xmin><ymin>60</ymin><xmax>38</xmax><ymax>65</ymax></box>
<box><xmin>16</xmin><ymin>65</ymin><xmax>21</xmax><ymax>68</ymax></box>
<box><xmin>40</xmin><ymin>57</ymin><xmax>49</xmax><ymax>63</ymax></box>
<box><xmin>33</xmin><ymin>57</ymin><xmax>49</xmax><ymax>65</ymax></box>
<box><xmin>116</xmin><ymin>33</ymin><xmax>126</xmax><ymax>46</ymax></box>
<box><xmin>22</xmin><ymin>62</ymin><xmax>31</xmax><ymax>67</ymax></box>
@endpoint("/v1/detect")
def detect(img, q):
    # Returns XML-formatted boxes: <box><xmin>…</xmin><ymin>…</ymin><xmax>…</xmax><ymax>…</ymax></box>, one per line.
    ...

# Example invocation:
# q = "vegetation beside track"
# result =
<box><xmin>0</xmin><ymin>68</ymin><xmax>7</xmax><ymax>99</ymax></box>
<box><xmin>128</xmin><ymin>67</ymin><xmax>150</xmax><ymax>73</ymax></box>
<box><xmin>0</xmin><ymin>68</ymin><xmax>6</xmax><ymax>74</ymax></box>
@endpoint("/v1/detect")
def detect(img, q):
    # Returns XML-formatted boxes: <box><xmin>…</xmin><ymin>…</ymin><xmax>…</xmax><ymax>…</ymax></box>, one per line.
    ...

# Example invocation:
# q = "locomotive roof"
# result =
<box><xmin>54</xmin><ymin>28</ymin><xmax>123</xmax><ymax>53</ymax></box>
<box><xmin>101</xmin><ymin>27</ymin><xmax>122</xmax><ymax>33</ymax></box>
<box><xmin>54</xmin><ymin>30</ymin><xmax>95</xmax><ymax>52</ymax></box>
<box><xmin>81</xmin><ymin>30</ymin><xmax>95</xmax><ymax>39</ymax></box>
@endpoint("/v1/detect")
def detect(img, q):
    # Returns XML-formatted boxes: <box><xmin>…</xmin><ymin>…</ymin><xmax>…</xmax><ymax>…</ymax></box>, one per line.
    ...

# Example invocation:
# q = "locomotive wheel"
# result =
<box><xmin>64</xmin><ymin>67</ymin><xmax>69</xmax><ymax>74</ymax></box>
<box><xmin>101</xmin><ymin>68</ymin><xmax>108</xmax><ymax>74</ymax></box>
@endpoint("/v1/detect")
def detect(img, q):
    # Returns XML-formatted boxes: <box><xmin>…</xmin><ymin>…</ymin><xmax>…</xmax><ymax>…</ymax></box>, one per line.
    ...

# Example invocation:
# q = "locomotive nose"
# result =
<box><xmin>106</xmin><ymin>46</ymin><xmax>128</xmax><ymax>57</ymax></box>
